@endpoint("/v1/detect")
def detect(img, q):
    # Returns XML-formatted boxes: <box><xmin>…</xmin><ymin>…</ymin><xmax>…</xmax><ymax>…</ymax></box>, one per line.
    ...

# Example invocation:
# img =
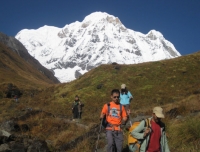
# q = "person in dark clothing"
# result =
<box><xmin>72</xmin><ymin>95</ymin><xmax>82</xmax><ymax>121</ymax></box>
<box><xmin>78</xmin><ymin>101</ymin><xmax>82</xmax><ymax>119</ymax></box>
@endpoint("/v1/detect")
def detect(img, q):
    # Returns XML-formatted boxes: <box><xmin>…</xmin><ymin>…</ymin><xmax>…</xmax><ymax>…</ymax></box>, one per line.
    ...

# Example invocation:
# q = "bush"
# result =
<box><xmin>0</xmin><ymin>91</ymin><xmax>4</xmax><ymax>99</ymax></box>
<box><xmin>178</xmin><ymin>117</ymin><xmax>200</xmax><ymax>142</ymax></box>
<box><xmin>168</xmin><ymin>116</ymin><xmax>200</xmax><ymax>151</ymax></box>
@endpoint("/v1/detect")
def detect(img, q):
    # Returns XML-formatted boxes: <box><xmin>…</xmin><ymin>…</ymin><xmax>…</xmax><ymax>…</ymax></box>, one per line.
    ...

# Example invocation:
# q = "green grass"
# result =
<box><xmin>20</xmin><ymin>51</ymin><xmax>200</xmax><ymax>151</ymax></box>
<box><xmin>168</xmin><ymin>115</ymin><xmax>200</xmax><ymax>151</ymax></box>
<box><xmin>0</xmin><ymin>44</ymin><xmax>200</xmax><ymax>151</ymax></box>
<box><xmin>0</xmin><ymin>43</ymin><xmax>55</xmax><ymax>92</ymax></box>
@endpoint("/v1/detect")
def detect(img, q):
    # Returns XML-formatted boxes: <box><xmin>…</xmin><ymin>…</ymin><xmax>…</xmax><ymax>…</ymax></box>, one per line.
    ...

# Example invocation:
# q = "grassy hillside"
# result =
<box><xmin>0</xmin><ymin>49</ymin><xmax>200</xmax><ymax>151</ymax></box>
<box><xmin>0</xmin><ymin>42</ymin><xmax>56</xmax><ymax>94</ymax></box>
<box><xmin>28</xmin><ymin>51</ymin><xmax>200</xmax><ymax>119</ymax></box>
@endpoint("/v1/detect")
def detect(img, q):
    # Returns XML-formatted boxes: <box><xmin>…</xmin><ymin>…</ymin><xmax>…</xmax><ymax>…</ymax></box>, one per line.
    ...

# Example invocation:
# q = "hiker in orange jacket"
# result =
<box><xmin>100</xmin><ymin>89</ymin><xmax>127</xmax><ymax>152</ymax></box>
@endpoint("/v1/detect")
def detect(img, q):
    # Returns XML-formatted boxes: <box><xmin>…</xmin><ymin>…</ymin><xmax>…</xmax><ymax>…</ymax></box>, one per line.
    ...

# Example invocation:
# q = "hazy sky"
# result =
<box><xmin>0</xmin><ymin>0</ymin><xmax>199</xmax><ymax>55</ymax></box>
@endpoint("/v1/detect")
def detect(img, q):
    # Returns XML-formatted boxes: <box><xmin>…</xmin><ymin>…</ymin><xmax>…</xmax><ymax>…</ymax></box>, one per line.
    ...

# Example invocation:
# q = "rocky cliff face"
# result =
<box><xmin>15</xmin><ymin>12</ymin><xmax>181</xmax><ymax>82</ymax></box>
<box><xmin>0</xmin><ymin>32</ymin><xmax>60</xmax><ymax>83</ymax></box>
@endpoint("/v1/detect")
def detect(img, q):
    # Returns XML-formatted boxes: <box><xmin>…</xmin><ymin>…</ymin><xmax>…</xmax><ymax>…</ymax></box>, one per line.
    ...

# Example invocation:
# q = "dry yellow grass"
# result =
<box><xmin>1</xmin><ymin>44</ymin><xmax>200</xmax><ymax>151</ymax></box>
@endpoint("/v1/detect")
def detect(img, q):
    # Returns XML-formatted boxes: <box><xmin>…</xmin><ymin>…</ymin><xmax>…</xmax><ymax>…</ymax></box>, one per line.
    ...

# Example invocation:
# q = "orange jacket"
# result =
<box><xmin>101</xmin><ymin>102</ymin><xmax>127</xmax><ymax>130</ymax></box>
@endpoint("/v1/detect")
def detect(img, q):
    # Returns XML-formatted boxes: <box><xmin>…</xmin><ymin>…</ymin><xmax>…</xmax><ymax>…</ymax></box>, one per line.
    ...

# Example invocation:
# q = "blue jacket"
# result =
<box><xmin>120</xmin><ymin>91</ymin><xmax>133</xmax><ymax>105</ymax></box>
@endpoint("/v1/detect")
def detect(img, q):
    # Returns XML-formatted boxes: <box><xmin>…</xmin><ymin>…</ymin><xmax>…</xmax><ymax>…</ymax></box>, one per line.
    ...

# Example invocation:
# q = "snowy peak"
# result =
<box><xmin>58</xmin><ymin>12</ymin><xmax>125</xmax><ymax>39</ymax></box>
<box><xmin>15</xmin><ymin>12</ymin><xmax>181</xmax><ymax>83</ymax></box>
<box><xmin>82</xmin><ymin>12</ymin><xmax>123</xmax><ymax>27</ymax></box>
<box><xmin>82</xmin><ymin>12</ymin><xmax>122</xmax><ymax>25</ymax></box>
<box><xmin>147</xmin><ymin>30</ymin><xmax>163</xmax><ymax>40</ymax></box>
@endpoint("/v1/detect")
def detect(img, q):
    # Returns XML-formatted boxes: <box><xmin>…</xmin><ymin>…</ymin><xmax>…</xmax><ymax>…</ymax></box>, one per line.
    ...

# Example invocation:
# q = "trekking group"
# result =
<box><xmin>99</xmin><ymin>84</ymin><xmax>170</xmax><ymax>152</ymax></box>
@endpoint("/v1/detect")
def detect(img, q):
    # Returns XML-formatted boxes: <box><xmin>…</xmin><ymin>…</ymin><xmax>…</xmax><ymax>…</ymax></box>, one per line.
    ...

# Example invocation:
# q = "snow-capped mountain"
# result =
<box><xmin>15</xmin><ymin>12</ymin><xmax>181</xmax><ymax>82</ymax></box>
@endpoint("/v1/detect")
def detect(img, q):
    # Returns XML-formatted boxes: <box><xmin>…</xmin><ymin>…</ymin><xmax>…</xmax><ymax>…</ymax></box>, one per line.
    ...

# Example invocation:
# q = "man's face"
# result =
<box><xmin>111</xmin><ymin>92</ymin><xmax>120</xmax><ymax>103</ymax></box>
<box><xmin>152</xmin><ymin>113</ymin><xmax>161</xmax><ymax>123</ymax></box>
<box><xmin>75</xmin><ymin>97</ymin><xmax>79</xmax><ymax>100</ymax></box>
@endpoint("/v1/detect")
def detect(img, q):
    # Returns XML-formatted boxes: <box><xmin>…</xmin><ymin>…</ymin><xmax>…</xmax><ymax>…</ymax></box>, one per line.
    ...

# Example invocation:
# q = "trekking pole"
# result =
<box><xmin>94</xmin><ymin>118</ymin><xmax>103</xmax><ymax>152</ymax></box>
<box><xmin>129</xmin><ymin>114</ymin><xmax>132</xmax><ymax>127</ymax></box>
<box><xmin>127</xmin><ymin>109</ymin><xmax>132</xmax><ymax>126</ymax></box>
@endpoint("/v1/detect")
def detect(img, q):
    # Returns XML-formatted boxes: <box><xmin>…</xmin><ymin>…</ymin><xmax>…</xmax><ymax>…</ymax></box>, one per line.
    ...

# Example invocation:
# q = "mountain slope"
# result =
<box><xmin>0</xmin><ymin>50</ymin><xmax>199</xmax><ymax>151</ymax></box>
<box><xmin>0</xmin><ymin>32</ymin><xmax>60</xmax><ymax>83</ymax></box>
<box><xmin>20</xmin><ymin>51</ymin><xmax>200</xmax><ymax>151</ymax></box>
<box><xmin>0</xmin><ymin>42</ymin><xmax>57</xmax><ymax>92</ymax></box>
<box><xmin>15</xmin><ymin>12</ymin><xmax>181</xmax><ymax>82</ymax></box>
<box><xmin>25</xmin><ymin>51</ymin><xmax>200</xmax><ymax>121</ymax></box>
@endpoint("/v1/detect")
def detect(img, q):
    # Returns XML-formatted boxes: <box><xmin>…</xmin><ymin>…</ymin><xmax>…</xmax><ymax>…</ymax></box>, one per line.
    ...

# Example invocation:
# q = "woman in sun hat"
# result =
<box><xmin>119</xmin><ymin>84</ymin><xmax>133</xmax><ymax>115</ymax></box>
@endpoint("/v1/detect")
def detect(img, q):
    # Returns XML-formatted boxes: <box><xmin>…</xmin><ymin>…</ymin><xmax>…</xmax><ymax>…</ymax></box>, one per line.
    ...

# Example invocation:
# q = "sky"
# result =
<box><xmin>0</xmin><ymin>0</ymin><xmax>199</xmax><ymax>55</ymax></box>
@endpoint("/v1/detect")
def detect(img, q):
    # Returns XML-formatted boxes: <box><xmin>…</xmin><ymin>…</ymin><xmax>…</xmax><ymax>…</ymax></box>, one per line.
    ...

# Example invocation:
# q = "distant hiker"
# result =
<box><xmin>120</xmin><ymin>84</ymin><xmax>133</xmax><ymax>115</ymax></box>
<box><xmin>129</xmin><ymin>106</ymin><xmax>170</xmax><ymax>152</ymax></box>
<box><xmin>100</xmin><ymin>89</ymin><xmax>127</xmax><ymax>152</ymax></box>
<box><xmin>72</xmin><ymin>95</ymin><xmax>82</xmax><ymax>120</ymax></box>
<box><xmin>78</xmin><ymin>99</ymin><xmax>83</xmax><ymax>119</ymax></box>
<box><xmin>14</xmin><ymin>95</ymin><xmax>18</xmax><ymax>102</ymax></box>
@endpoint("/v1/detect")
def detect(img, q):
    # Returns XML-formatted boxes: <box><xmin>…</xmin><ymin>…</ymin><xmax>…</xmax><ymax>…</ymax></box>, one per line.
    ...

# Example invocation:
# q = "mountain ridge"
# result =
<box><xmin>0</xmin><ymin>42</ymin><xmax>56</xmax><ymax>95</ymax></box>
<box><xmin>0</xmin><ymin>32</ymin><xmax>60</xmax><ymax>83</ymax></box>
<box><xmin>15</xmin><ymin>12</ymin><xmax>181</xmax><ymax>82</ymax></box>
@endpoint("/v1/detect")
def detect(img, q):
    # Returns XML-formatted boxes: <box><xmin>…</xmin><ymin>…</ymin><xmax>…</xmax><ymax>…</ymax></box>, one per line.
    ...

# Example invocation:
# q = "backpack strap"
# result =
<box><xmin>107</xmin><ymin>103</ymin><xmax>110</xmax><ymax>116</ymax></box>
<box><xmin>107</xmin><ymin>103</ymin><xmax>122</xmax><ymax>116</ymax></box>
<box><xmin>144</xmin><ymin>118</ymin><xmax>150</xmax><ymax>128</ymax></box>
<box><xmin>146</xmin><ymin>119</ymin><xmax>150</xmax><ymax>128</ymax></box>
<box><xmin>120</xmin><ymin>104</ymin><xmax>122</xmax><ymax>115</ymax></box>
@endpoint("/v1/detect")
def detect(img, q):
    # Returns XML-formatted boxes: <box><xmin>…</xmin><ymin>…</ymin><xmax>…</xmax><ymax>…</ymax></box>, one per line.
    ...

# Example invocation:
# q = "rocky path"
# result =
<box><xmin>2</xmin><ymin>107</ymin><xmax>198</xmax><ymax>152</ymax></box>
<box><xmin>0</xmin><ymin>109</ymin><xmax>97</xmax><ymax>152</ymax></box>
<box><xmin>95</xmin><ymin>114</ymin><xmax>151</xmax><ymax>152</ymax></box>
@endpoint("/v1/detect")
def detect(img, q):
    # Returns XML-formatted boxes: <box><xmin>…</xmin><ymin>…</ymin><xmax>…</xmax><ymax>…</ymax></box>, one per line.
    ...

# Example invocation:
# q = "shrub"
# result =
<box><xmin>179</xmin><ymin>117</ymin><xmax>200</xmax><ymax>142</ymax></box>
<box><xmin>168</xmin><ymin>116</ymin><xmax>200</xmax><ymax>151</ymax></box>
<box><xmin>0</xmin><ymin>91</ymin><xmax>4</xmax><ymax>99</ymax></box>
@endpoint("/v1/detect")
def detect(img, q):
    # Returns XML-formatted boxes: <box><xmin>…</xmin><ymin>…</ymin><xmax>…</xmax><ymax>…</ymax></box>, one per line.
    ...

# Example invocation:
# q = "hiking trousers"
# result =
<box><xmin>122</xmin><ymin>104</ymin><xmax>130</xmax><ymax>114</ymax></box>
<box><xmin>73</xmin><ymin>106</ymin><xmax>79</xmax><ymax>119</ymax></box>
<box><xmin>79</xmin><ymin>112</ymin><xmax>82</xmax><ymax>119</ymax></box>
<box><xmin>106</xmin><ymin>130</ymin><xmax>123</xmax><ymax>152</ymax></box>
